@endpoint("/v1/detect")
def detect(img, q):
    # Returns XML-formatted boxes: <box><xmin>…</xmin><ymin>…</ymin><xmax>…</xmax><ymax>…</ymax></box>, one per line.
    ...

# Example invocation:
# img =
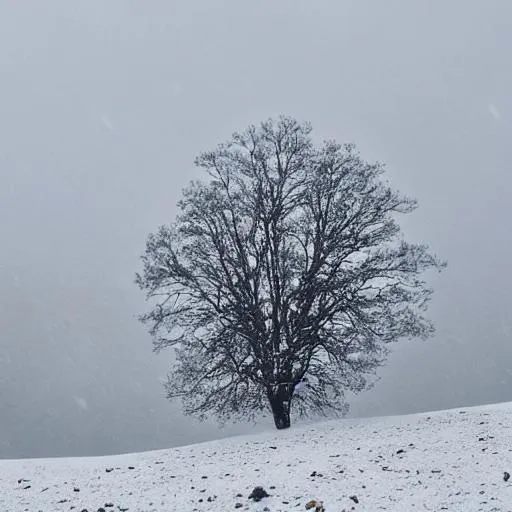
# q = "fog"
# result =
<box><xmin>1</xmin><ymin>1</ymin><xmax>511</xmax><ymax>458</ymax></box>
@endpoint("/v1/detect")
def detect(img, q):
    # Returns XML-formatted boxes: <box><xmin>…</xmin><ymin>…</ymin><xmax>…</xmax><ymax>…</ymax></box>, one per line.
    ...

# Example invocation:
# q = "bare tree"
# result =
<box><xmin>136</xmin><ymin>117</ymin><xmax>445</xmax><ymax>429</ymax></box>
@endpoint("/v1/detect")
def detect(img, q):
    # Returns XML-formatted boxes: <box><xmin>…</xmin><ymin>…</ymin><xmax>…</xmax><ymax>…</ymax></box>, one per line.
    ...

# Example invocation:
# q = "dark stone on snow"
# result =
<box><xmin>235</xmin><ymin>503</ymin><xmax>243</xmax><ymax>508</ymax></box>
<box><xmin>396</xmin><ymin>449</ymin><xmax>405</xmax><ymax>454</ymax></box>
<box><xmin>504</xmin><ymin>471</ymin><xmax>510</xmax><ymax>482</ymax></box>
<box><xmin>97</xmin><ymin>508</ymin><xmax>106</xmax><ymax>512</ymax></box>
<box><xmin>349</xmin><ymin>495</ymin><xmax>359</xmax><ymax>504</ymax></box>
<box><xmin>74</xmin><ymin>487</ymin><xmax>80</xmax><ymax>492</ymax></box>
<box><xmin>248</xmin><ymin>486</ymin><xmax>270</xmax><ymax>502</ymax></box>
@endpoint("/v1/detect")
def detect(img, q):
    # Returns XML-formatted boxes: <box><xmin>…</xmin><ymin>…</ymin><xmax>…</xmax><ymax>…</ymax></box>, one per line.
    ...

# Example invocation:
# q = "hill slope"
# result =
<box><xmin>2</xmin><ymin>402</ymin><xmax>512</xmax><ymax>511</ymax></box>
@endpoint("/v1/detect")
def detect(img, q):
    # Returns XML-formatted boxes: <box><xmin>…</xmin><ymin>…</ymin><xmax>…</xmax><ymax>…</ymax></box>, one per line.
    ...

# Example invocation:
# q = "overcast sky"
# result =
<box><xmin>1</xmin><ymin>0</ymin><xmax>511</xmax><ymax>459</ymax></box>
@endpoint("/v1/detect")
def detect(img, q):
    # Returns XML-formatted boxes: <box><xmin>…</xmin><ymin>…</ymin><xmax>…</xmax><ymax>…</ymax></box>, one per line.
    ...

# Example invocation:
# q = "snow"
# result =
<box><xmin>346</xmin><ymin>352</ymin><xmax>363</xmax><ymax>361</ymax></box>
<box><xmin>2</xmin><ymin>402</ymin><xmax>512</xmax><ymax>511</ymax></box>
<box><xmin>489</xmin><ymin>104</ymin><xmax>501</xmax><ymax>120</ymax></box>
<box><xmin>100</xmin><ymin>114</ymin><xmax>115</xmax><ymax>132</ymax></box>
<box><xmin>294</xmin><ymin>379</ymin><xmax>309</xmax><ymax>395</ymax></box>
<box><xmin>72</xmin><ymin>397</ymin><xmax>88</xmax><ymax>411</ymax></box>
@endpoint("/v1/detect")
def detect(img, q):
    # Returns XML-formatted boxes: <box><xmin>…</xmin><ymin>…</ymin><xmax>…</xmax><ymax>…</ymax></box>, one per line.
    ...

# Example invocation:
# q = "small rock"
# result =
<box><xmin>74</xmin><ymin>487</ymin><xmax>80</xmax><ymax>492</ymax></box>
<box><xmin>234</xmin><ymin>503</ymin><xmax>243</xmax><ymax>509</ymax></box>
<box><xmin>248</xmin><ymin>486</ymin><xmax>270</xmax><ymax>502</ymax></box>
<box><xmin>349</xmin><ymin>495</ymin><xmax>359</xmax><ymax>504</ymax></box>
<box><xmin>305</xmin><ymin>500</ymin><xmax>325</xmax><ymax>511</ymax></box>
<box><xmin>504</xmin><ymin>471</ymin><xmax>510</xmax><ymax>482</ymax></box>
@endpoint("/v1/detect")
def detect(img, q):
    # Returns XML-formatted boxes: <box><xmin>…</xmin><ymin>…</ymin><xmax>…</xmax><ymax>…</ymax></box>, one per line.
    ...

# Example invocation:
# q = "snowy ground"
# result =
<box><xmin>2</xmin><ymin>402</ymin><xmax>512</xmax><ymax>512</ymax></box>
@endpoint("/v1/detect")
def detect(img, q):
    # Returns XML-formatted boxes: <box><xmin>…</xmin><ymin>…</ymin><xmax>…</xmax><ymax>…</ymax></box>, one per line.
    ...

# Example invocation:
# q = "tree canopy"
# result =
<box><xmin>136</xmin><ymin>116</ymin><xmax>445</xmax><ymax>429</ymax></box>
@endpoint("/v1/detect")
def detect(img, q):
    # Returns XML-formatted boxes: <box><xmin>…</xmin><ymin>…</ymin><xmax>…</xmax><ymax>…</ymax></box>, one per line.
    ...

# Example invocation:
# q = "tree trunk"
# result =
<box><xmin>268</xmin><ymin>384</ymin><xmax>292</xmax><ymax>430</ymax></box>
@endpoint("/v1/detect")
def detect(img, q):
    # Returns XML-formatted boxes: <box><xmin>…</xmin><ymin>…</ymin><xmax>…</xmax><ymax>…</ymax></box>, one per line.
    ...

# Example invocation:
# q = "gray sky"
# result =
<box><xmin>1</xmin><ymin>0</ymin><xmax>511</xmax><ymax>458</ymax></box>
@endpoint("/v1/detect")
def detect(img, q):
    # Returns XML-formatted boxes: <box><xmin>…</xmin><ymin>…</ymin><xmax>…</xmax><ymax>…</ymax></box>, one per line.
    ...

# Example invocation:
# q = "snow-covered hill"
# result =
<box><xmin>2</xmin><ymin>402</ymin><xmax>512</xmax><ymax>512</ymax></box>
